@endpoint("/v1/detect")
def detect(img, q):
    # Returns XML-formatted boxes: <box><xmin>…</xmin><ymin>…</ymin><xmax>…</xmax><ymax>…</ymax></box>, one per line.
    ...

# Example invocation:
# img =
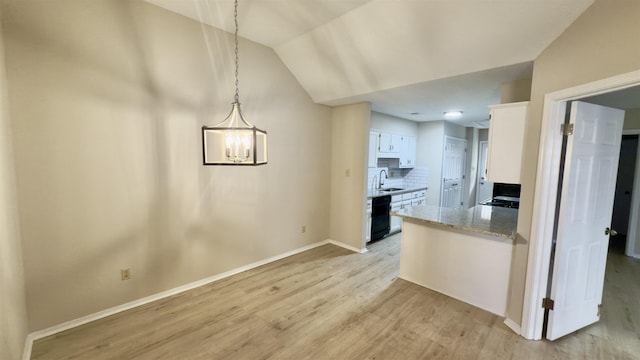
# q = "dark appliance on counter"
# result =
<box><xmin>371</xmin><ymin>195</ymin><xmax>391</xmax><ymax>241</ymax></box>
<box><xmin>481</xmin><ymin>183</ymin><xmax>521</xmax><ymax>209</ymax></box>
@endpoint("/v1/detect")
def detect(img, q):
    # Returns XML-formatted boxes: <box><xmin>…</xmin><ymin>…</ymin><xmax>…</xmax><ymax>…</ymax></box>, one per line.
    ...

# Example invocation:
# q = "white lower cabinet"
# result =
<box><xmin>389</xmin><ymin>190</ymin><xmax>427</xmax><ymax>233</ymax></box>
<box><xmin>403</xmin><ymin>190</ymin><xmax>426</xmax><ymax>201</ymax></box>
<box><xmin>390</xmin><ymin>201</ymin><xmax>402</xmax><ymax>233</ymax></box>
<box><xmin>390</xmin><ymin>195</ymin><xmax>402</xmax><ymax>233</ymax></box>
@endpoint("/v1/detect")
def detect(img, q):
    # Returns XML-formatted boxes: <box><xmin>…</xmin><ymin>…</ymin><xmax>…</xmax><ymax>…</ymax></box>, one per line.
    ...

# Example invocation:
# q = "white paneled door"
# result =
<box><xmin>477</xmin><ymin>141</ymin><xmax>493</xmax><ymax>204</ymax></box>
<box><xmin>441</xmin><ymin>136</ymin><xmax>466</xmax><ymax>209</ymax></box>
<box><xmin>546</xmin><ymin>101</ymin><xmax>625</xmax><ymax>340</ymax></box>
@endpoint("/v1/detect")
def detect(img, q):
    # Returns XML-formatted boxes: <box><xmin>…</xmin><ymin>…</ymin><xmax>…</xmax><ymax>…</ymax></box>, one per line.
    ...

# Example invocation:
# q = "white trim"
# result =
<box><xmin>520</xmin><ymin>98</ymin><xmax>567</xmax><ymax>340</ymax></box>
<box><xmin>22</xmin><ymin>238</ymin><xmax>359</xmax><ymax>359</ymax></box>
<box><xmin>476</xmin><ymin>140</ymin><xmax>490</xmax><ymax>205</ymax></box>
<box><xmin>504</xmin><ymin>317</ymin><xmax>522</xmax><ymax>335</ymax></box>
<box><xmin>521</xmin><ymin>70</ymin><xmax>640</xmax><ymax>340</ymax></box>
<box><xmin>327</xmin><ymin>238</ymin><xmax>369</xmax><ymax>254</ymax></box>
<box><xmin>22</xmin><ymin>335</ymin><xmax>33</xmax><ymax>360</ymax></box>
<box><xmin>622</xmin><ymin>130</ymin><xmax>640</xmax><ymax>259</ymax></box>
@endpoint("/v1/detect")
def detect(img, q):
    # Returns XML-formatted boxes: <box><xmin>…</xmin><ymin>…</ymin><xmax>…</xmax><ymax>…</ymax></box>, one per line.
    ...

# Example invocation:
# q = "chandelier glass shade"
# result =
<box><xmin>202</xmin><ymin>102</ymin><xmax>267</xmax><ymax>165</ymax></box>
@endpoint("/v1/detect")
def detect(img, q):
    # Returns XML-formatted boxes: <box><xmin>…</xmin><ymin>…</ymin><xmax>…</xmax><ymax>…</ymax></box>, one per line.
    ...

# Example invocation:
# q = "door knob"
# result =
<box><xmin>605</xmin><ymin>227</ymin><xmax>618</xmax><ymax>236</ymax></box>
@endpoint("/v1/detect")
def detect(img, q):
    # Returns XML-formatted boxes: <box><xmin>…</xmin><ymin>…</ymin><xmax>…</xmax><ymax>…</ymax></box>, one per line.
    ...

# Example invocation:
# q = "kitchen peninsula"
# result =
<box><xmin>392</xmin><ymin>205</ymin><xmax>518</xmax><ymax>316</ymax></box>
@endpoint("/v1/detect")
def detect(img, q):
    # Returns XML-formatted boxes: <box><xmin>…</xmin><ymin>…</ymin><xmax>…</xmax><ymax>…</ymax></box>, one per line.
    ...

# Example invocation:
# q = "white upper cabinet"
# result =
<box><xmin>399</xmin><ymin>135</ymin><xmax>416</xmax><ymax>168</ymax></box>
<box><xmin>378</xmin><ymin>132</ymin><xmax>402</xmax><ymax>154</ymax></box>
<box><xmin>370</xmin><ymin>130</ymin><xmax>417</xmax><ymax>167</ymax></box>
<box><xmin>368</xmin><ymin>131</ymin><xmax>379</xmax><ymax>168</ymax></box>
<box><xmin>486</xmin><ymin>101</ymin><xmax>528</xmax><ymax>184</ymax></box>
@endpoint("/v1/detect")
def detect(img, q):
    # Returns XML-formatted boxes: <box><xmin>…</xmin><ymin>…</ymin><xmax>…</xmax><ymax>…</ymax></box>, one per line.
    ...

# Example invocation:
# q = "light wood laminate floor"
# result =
<box><xmin>32</xmin><ymin>234</ymin><xmax>640</xmax><ymax>359</ymax></box>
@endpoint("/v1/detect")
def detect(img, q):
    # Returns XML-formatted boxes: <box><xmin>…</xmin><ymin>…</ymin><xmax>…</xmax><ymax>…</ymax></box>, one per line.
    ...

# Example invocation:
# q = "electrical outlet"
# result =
<box><xmin>121</xmin><ymin>268</ymin><xmax>131</xmax><ymax>280</ymax></box>
<box><xmin>301</xmin><ymin>225</ymin><xmax>306</xmax><ymax>233</ymax></box>
<box><xmin>345</xmin><ymin>169</ymin><xmax>351</xmax><ymax>177</ymax></box>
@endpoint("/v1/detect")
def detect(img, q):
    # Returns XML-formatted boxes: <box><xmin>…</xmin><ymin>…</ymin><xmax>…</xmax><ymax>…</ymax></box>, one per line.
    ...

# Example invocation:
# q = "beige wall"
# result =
<box><xmin>0</xmin><ymin>6</ymin><xmax>28</xmax><ymax>359</ymax></box>
<box><xmin>500</xmin><ymin>78</ymin><xmax>532</xmax><ymax>104</ymax></box>
<box><xmin>370</xmin><ymin>111</ymin><xmax>418</xmax><ymax>136</ymax></box>
<box><xmin>329</xmin><ymin>103</ymin><xmax>370</xmax><ymax>250</ymax></box>
<box><xmin>624</xmin><ymin>108</ymin><xmax>640</xmax><ymax>130</ymax></box>
<box><xmin>507</xmin><ymin>0</ymin><xmax>640</xmax><ymax>325</ymax></box>
<box><xmin>417</xmin><ymin>121</ymin><xmax>444</xmax><ymax>206</ymax></box>
<box><xmin>479</xmin><ymin>128</ymin><xmax>489</xmax><ymax>142</ymax></box>
<box><xmin>3</xmin><ymin>0</ymin><xmax>332</xmax><ymax>331</ymax></box>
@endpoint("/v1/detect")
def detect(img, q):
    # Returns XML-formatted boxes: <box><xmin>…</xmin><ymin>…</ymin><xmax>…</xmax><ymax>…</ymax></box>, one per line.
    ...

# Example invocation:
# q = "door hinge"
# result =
<box><xmin>542</xmin><ymin>297</ymin><xmax>555</xmax><ymax>310</ymax></box>
<box><xmin>561</xmin><ymin>123</ymin><xmax>574</xmax><ymax>136</ymax></box>
<box><xmin>597</xmin><ymin>304</ymin><xmax>602</xmax><ymax>317</ymax></box>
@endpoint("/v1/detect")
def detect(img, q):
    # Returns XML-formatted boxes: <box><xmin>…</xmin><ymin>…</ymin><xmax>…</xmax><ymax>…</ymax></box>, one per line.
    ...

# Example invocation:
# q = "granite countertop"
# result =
<box><xmin>392</xmin><ymin>205</ymin><xmax>518</xmax><ymax>240</ymax></box>
<box><xmin>367</xmin><ymin>186</ymin><xmax>428</xmax><ymax>198</ymax></box>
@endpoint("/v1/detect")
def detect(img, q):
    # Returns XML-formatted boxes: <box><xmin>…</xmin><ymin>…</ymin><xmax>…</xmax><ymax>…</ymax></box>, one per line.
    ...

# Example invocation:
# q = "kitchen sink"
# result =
<box><xmin>379</xmin><ymin>187</ymin><xmax>404</xmax><ymax>192</ymax></box>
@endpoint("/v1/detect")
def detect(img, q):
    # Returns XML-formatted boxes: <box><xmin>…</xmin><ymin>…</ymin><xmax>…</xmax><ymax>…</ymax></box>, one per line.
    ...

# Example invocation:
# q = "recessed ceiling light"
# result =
<box><xmin>443</xmin><ymin>111</ymin><xmax>463</xmax><ymax>119</ymax></box>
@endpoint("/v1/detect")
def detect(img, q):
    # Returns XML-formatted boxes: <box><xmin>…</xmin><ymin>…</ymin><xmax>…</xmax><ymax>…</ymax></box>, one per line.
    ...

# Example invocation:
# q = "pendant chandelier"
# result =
<box><xmin>202</xmin><ymin>0</ymin><xmax>267</xmax><ymax>166</ymax></box>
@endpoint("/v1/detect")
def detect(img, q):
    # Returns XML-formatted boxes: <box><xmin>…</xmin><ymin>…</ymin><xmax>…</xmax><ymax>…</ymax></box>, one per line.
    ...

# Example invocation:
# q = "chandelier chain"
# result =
<box><xmin>233</xmin><ymin>0</ymin><xmax>240</xmax><ymax>103</ymax></box>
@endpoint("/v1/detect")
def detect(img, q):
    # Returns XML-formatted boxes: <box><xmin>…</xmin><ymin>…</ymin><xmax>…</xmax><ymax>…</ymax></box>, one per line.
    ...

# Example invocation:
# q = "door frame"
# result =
<box><xmin>623</xmin><ymin>130</ymin><xmax>640</xmax><ymax>258</ymax></box>
<box><xmin>476</xmin><ymin>140</ymin><xmax>491</xmax><ymax>205</ymax></box>
<box><xmin>521</xmin><ymin>69</ymin><xmax>640</xmax><ymax>340</ymax></box>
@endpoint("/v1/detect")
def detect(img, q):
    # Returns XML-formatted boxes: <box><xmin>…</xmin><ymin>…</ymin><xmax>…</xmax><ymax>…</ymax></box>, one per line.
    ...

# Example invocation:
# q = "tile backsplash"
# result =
<box><xmin>368</xmin><ymin>165</ymin><xmax>428</xmax><ymax>191</ymax></box>
<box><xmin>403</xmin><ymin>166</ymin><xmax>429</xmax><ymax>189</ymax></box>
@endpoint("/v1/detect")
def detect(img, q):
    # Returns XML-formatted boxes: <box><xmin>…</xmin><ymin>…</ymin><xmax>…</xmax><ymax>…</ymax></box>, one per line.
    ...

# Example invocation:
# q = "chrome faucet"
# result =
<box><xmin>378</xmin><ymin>169</ymin><xmax>388</xmax><ymax>189</ymax></box>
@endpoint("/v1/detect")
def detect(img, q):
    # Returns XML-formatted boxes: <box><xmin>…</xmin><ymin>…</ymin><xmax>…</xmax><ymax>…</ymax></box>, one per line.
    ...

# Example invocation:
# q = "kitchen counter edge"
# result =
<box><xmin>391</xmin><ymin>205</ymin><xmax>518</xmax><ymax>241</ymax></box>
<box><xmin>367</xmin><ymin>186</ymin><xmax>428</xmax><ymax>199</ymax></box>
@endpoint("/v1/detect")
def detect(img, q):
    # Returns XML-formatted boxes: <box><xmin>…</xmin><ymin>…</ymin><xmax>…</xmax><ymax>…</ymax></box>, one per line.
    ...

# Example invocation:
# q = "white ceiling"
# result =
<box><xmin>145</xmin><ymin>0</ymin><xmax>595</xmax><ymax>126</ymax></box>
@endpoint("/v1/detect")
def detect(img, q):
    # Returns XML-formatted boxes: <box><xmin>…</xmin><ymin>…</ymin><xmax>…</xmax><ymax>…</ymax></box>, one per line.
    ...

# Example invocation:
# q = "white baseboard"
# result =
<box><xmin>504</xmin><ymin>317</ymin><xmax>522</xmax><ymax>335</ymax></box>
<box><xmin>326</xmin><ymin>239</ymin><xmax>368</xmax><ymax>254</ymax></box>
<box><xmin>22</xmin><ymin>238</ymin><xmax>361</xmax><ymax>360</ymax></box>
<box><xmin>22</xmin><ymin>334</ymin><xmax>33</xmax><ymax>360</ymax></box>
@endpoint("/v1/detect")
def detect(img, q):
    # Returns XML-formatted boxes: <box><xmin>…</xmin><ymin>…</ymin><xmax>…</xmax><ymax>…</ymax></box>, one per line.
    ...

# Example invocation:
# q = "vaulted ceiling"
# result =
<box><xmin>145</xmin><ymin>0</ymin><xmax>595</xmax><ymax>126</ymax></box>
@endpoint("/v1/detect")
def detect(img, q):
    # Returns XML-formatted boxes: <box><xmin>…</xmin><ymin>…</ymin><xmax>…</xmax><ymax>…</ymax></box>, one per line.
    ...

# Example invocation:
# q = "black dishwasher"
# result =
<box><xmin>371</xmin><ymin>195</ymin><xmax>391</xmax><ymax>241</ymax></box>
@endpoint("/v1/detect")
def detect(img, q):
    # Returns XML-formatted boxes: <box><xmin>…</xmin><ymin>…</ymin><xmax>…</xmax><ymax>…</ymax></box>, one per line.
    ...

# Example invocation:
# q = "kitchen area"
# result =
<box><xmin>365</xmin><ymin>101</ymin><xmax>527</xmax><ymax>318</ymax></box>
<box><xmin>365</xmin><ymin>111</ymin><xmax>429</xmax><ymax>243</ymax></box>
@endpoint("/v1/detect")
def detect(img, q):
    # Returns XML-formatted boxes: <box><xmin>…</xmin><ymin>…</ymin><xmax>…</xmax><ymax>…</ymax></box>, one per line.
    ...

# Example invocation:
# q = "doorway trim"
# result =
<box><xmin>476</xmin><ymin>140</ymin><xmax>491</xmax><ymax>205</ymax></box>
<box><xmin>623</xmin><ymin>130</ymin><xmax>640</xmax><ymax>258</ymax></box>
<box><xmin>520</xmin><ymin>69</ymin><xmax>640</xmax><ymax>340</ymax></box>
